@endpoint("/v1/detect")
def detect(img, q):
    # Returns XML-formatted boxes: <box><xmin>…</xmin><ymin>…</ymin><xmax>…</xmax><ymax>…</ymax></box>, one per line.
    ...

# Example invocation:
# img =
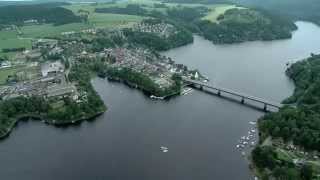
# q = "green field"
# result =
<box><xmin>0</xmin><ymin>30</ymin><xmax>32</xmax><ymax>50</ymax></box>
<box><xmin>0</xmin><ymin>2</ymin><xmax>146</xmax><ymax>58</ymax></box>
<box><xmin>0</xmin><ymin>65</ymin><xmax>39</xmax><ymax>84</ymax></box>
<box><xmin>88</xmin><ymin>13</ymin><xmax>144</xmax><ymax>28</ymax></box>
<box><xmin>0</xmin><ymin>66</ymin><xmax>23</xmax><ymax>84</ymax></box>
<box><xmin>0</xmin><ymin>1</ymin><xmax>233</xmax><ymax>59</ymax></box>
<box><xmin>202</xmin><ymin>4</ymin><xmax>243</xmax><ymax>23</ymax></box>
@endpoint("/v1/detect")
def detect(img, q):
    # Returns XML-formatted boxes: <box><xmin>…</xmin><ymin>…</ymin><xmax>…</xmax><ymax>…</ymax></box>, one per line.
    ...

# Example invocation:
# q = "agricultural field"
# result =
<box><xmin>0</xmin><ymin>2</ymin><xmax>146</xmax><ymax>58</ymax></box>
<box><xmin>0</xmin><ymin>1</ymin><xmax>240</xmax><ymax>59</ymax></box>
<box><xmin>0</xmin><ymin>30</ymin><xmax>32</xmax><ymax>58</ymax></box>
<box><xmin>88</xmin><ymin>13</ymin><xmax>144</xmax><ymax>28</ymax></box>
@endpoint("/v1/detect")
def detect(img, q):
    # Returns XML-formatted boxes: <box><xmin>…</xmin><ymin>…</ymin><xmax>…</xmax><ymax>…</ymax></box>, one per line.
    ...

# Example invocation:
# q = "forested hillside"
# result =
<box><xmin>234</xmin><ymin>0</ymin><xmax>320</xmax><ymax>25</ymax></box>
<box><xmin>0</xmin><ymin>3</ymin><xmax>82</xmax><ymax>26</ymax></box>
<box><xmin>197</xmin><ymin>8</ymin><xmax>297</xmax><ymax>43</ymax></box>
<box><xmin>161</xmin><ymin>0</ymin><xmax>320</xmax><ymax>25</ymax></box>
<box><xmin>162</xmin><ymin>6</ymin><xmax>296</xmax><ymax>44</ymax></box>
<box><xmin>252</xmin><ymin>54</ymin><xmax>320</xmax><ymax>179</ymax></box>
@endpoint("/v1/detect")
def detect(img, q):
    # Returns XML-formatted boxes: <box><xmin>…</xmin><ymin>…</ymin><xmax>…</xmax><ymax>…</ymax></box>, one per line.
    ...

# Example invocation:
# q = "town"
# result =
<box><xmin>0</xmin><ymin>18</ymin><xmax>205</xmax><ymax>136</ymax></box>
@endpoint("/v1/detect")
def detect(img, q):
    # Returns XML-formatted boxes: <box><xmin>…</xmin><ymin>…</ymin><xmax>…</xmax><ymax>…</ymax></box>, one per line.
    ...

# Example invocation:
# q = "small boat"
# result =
<box><xmin>181</xmin><ymin>88</ymin><xmax>193</xmax><ymax>95</ymax></box>
<box><xmin>160</xmin><ymin>146</ymin><xmax>168</xmax><ymax>152</ymax></box>
<box><xmin>150</xmin><ymin>95</ymin><xmax>165</xmax><ymax>100</ymax></box>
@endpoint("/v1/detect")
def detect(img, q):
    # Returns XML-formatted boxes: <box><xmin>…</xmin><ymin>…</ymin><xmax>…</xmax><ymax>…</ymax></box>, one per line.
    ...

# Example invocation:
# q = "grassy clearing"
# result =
<box><xmin>88</xmin><ymin>13</ymin><xmax>144</xmax><ymax>28</ymax></box>
<box><xmin>202</xmin><ymin>4</ymin><xmax>243</xmax><ymax>23</ymax></box>
<box><xmin>0</xmin><ymin>30</ymin><xmax>32</xmax><ymax>50</ymax></box>
<box><xmin>0</xmin><ymin>65</ymin><xmax>39</xmax><ymax>84</ymax></box>
<box><xmin>20</xmin><ymin>23</ymin><xmax>92</xmax><ymax>38</ymax></box>
<box><xmin>275</xmin><ymin>148</ymin><xmax>296</xmax><ymax>162</ymax></box>
<box><xmin>0</xmin><ymin>66</ymin><xmax>20</xmax><ymax>84</ymax></box>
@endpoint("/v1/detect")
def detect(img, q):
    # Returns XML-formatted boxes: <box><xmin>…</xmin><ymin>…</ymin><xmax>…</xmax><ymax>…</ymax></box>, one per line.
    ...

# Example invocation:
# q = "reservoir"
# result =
<box><xmin>1</xmin><ymin>21</ymin><xmax>320</xmax><ymax>180</ymax></box>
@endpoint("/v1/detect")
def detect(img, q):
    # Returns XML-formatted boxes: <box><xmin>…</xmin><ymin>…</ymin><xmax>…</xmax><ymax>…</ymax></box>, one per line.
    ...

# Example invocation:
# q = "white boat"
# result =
<box><xmin>150</xmin><ymin>95</ymin><xmax>165</xmax><ymax>100</ymax></box>
<box><xmin>160</xmin><ymin>146</ymin><xmax>168</xmax><ymax>152</ymax></box>
<box><xmin>181</xmin><ymin>88</ymin><xmax>193</xmax><ymax>95</ymax></box>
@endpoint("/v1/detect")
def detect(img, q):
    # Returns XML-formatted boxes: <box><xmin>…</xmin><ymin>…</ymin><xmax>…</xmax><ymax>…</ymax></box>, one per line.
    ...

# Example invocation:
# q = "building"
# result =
<box><xmin>41</xmin><ymin>61</ymin><xmax>65</xmax><ymax>77</ymax></box>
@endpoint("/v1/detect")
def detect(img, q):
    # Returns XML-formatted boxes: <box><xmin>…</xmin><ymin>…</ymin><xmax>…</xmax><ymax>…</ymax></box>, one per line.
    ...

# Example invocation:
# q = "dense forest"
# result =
<box><xmin>197</xmin><ymin>8</ymin><xmax>297</xmax><ymax>44</ymax></box>
<box><xmin>95</xmin><ymin>4</ymin><xmax>148</xmax><ymax>16</ymax></box>
<box><xmin>252</xmin><ymin>54</ymin><xmax>320</xmax><ymax>179</ymax></box>
<box><xmin>233</xmin><ymin>0</ymin><xmax>320</xmax><ymax>25</ymax></box>
<box><xmin>163</xmin><ymin>0</ymin><xmax>230</xmax><ymax>4</ymax></box>
<box><xmin>170</xmin><ymin>0</ymin><xmax>320</xmax><ymax>25</ymax></box>
<box><xmin>122</xmin><ymin>21</ymin><xmax>193</xmax><ymax>51</ymax></box>
<box><xmin>0</xmin><ymin>3</ymin><xmax>82</xmax><ymax>26</ymax></box>
<box><xmin>101</xmin><ymin>67</ymin><xmax>182</xmax><ymax>97</ymax></box>
<box><xmin>94</xmin><ymin>3</ymin><xmax>296</xmax><ymax>44</ymax></box>
<box><xmin>164</xmin><ymin>6</ymin><xmax>296</xmax><ymax>44</ymax></box>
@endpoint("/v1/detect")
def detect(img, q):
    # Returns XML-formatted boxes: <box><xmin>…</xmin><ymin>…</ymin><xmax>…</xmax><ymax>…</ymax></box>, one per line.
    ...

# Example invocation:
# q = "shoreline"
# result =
<box><xmin>0</xmin><ymin>109</ymin><xmax>106</xmax><ymax>139</ymax></box>
<box><xmin>105</xmin><ymin>76</ymin><xmax>182</xmax><ymax>99</ymax></box>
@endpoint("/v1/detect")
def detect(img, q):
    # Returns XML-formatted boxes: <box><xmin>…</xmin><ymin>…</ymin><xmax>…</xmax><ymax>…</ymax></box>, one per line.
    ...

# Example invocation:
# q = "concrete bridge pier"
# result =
<box><xmin>264</xmin><ymin>104</ymin><xmax>268</xmax><ymax>112</ymax></box>
<box><xmin>241</xmin><ymin>97</ymin><xmax>245</xmax><ymax>104</ymax></box>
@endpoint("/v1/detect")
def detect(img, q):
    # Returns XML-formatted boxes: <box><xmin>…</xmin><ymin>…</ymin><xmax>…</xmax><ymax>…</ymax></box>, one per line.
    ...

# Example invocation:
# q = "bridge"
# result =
<box><xmin>182</xmin><ymin>78</ymin><xmax>283</xmax><ymax>112</ymax></box>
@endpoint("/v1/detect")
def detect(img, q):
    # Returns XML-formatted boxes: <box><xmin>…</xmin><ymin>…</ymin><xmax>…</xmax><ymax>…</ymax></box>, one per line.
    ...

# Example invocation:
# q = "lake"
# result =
<box><xmin>1</xmin><ymin>21</ymin><xmax>320</xmax><ymax>180</ymax></box>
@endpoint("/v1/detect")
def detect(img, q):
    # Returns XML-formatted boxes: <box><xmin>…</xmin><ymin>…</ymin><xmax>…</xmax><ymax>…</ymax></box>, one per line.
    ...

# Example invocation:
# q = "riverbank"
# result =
<box><xmin>0</xmin><ymin>109</ymin><xmax>106</xmax><ymax>139</ymax></box>
<box><xmin>105</xmin><ymin>76</ymin><xmax>182</xmax><ymax>99</ymax></box>
<box><xmin>251</xmin><ymin>54</ymin><xmax>320</xmax><ymax>179</ymax></box>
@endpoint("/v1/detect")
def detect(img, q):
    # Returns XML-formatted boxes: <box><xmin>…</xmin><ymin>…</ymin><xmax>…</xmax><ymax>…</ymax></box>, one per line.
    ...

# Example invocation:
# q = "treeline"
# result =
<box><xmin>122</xmin><ymin>25</ymin><xmax>193</xmax><ymax>51</ymax></box>
<box><xmin>233</xmin><ymin>0</ymin><xmax>320</xmax><ymax>25</ymax></box>
<box><xmin>162</xmin><ymin>6</ymin><xmax>296</xmax><ymax>44</ymax></box>
<box><xmin>95</xmin><ymin>4</ymin><xmax>148</xmax><ymax>16</ymax></box>
<box><xmin>0</xmin><ymin>96</ymin><xmax>49</xmax><ymax>137</ymax></box>
<box><xmin>0</xmin><ymin>3</ymin><xmax>82</xmax><ymax>26</ymax></box>
<box><xmin>252</xmin><ymin>146</ymin><xmax>314</xmax><ymax>180</ymax></box>
<box><xmin>252</xmin><ymin>54</ymin><xmax>320</xmax><ymax>179</ymax></box>
<box><xmin>84</xmin><ymin>56</ymin><xmax>181</xmax><ymax>97</ymax></box>
<box><xmin>2</xmin><ymin>47</ymin><xmax>25</xmax><ymax>53</ymax></box>
<box><xmin>163</xmin><ymin>0</ymin><xmax>230</xmax><ymax>4</ymax></box>
<box><xmin>96</xmin><ymin>65</ymin><xmax>181</xmax><ymax>97</ymax></box>
<box><xmin>258</xmin><ymin>54</ymin><xmax>320</xmax><ymax>150</ymax></box>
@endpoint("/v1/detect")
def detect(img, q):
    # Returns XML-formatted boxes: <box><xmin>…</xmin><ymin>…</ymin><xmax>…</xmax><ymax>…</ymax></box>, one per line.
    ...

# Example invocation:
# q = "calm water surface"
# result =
<box><xmin>1</xmin><ymin>21</ymin><xmax>320</xmax><ymax>180</ymax></box>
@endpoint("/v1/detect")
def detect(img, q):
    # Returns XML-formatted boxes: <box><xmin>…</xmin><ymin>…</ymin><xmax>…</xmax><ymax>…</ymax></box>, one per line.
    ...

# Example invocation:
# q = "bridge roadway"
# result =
<box><xmin>182</xmin><ymin>78</ymin><xmax>283</xmax><ymax>111</ymax></box>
